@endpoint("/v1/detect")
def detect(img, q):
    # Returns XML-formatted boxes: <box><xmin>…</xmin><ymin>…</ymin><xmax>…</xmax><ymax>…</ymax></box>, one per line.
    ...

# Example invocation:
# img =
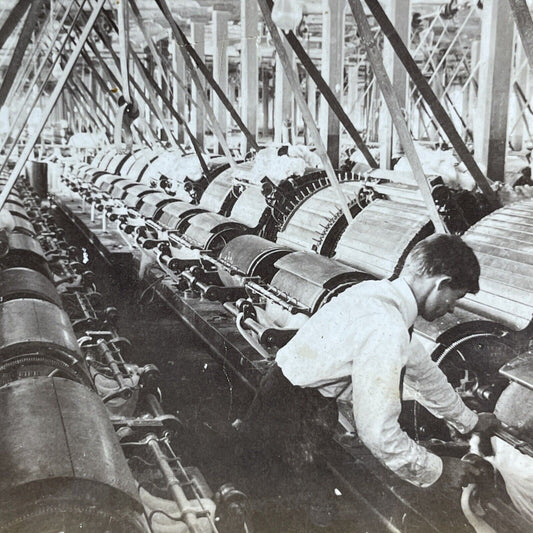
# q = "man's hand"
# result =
<box><xmin>433</xmin><ymin>456</ymin><xmax>469</xmax><ymax>490</ymax></box>
<box><xmin>431</xmin><ymin>455</ymin><xmax>495</xmax><ymax>491</ymax></box>
<box><xmin>472</xmin><ymin>412</ymin><xmax>500</xmax><ymax>434</ymax></box>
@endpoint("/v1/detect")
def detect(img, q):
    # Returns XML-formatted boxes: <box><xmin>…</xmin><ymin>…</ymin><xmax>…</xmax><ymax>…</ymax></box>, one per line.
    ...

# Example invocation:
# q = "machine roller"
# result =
<box><xmin>0</xmin><ymin>267</ymin><xmax>63</xmax><ymax>307</ymax></box>
<box><xmin>177</xmin><ymin>235</ymin><xmax>293</xmax><ymax>301</ymax></box>
<box><xmin>0</xmin><ymin>298</ymin><xmax>90</xmax><ymax>385</ymax></box>
<box><xmin>225</xmin><ymin>252</ymin><xmax>370</xmax><ymax>351</ymax></box>
<box><xmin>275</xmin><ymin>180</ymin><xmax>365</xmax><ymax>255</ymax></box>
<box><xmin>334</xmin><ymin>199</ymin><xmax>433</xmax><ymax>278</ymax></box>
<box><xmin>0</xmin><ymin>377</ymin><xmax>146</xmax><ymax>533</ymax></box>
<box><xmin>2</xmin><ymin>232</ymin><xmax>52</xmax><ymax>279</ymax></box>
<box><xmin>0</xmin><ymin>177</ymin><xmax>249</xmax><ymax>533</ymax></box>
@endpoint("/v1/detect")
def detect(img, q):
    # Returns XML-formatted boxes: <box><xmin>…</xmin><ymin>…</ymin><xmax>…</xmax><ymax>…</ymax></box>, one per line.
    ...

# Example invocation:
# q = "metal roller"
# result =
<box><xmin>0</xmin><ymin>267</ymin><xmax>63</xmax><ymax>307</ymax></box>
<box><xmin>417</xmin><ymin>323</ymin><xmax>516</xmax><ymax>438</ymax></box>
<box><xmin>4</xmin><ymin>193</ymin><xmax>25</xmax><ymax>207</ymax></box>
<box><xmin>10</xmin><ymin>214</ymin><xmax>36</xmax><ymax>236</ymax></box>
<box><xmin>0</xmin><ymin>298</ymin><xmax>89</xmax><ymax>384</ymax></box>
<box><xmin>106</xmin><ymin>152</ymin><xmax>138</xmax><ymax>175</ymax></box>
<box><xmin>120</xmin><ymin>148</ymin><xmax>158</xmax><ymax>180</ymax></box>
<box><xmin>276</xmin><ymin>181</ymin><xmax>364</xmax><ymax>256</ymax></box>
<box><xmin>158</xmin><ymin>201</ymin><xmax>206</xmax><ymax>231</ymax></box>
<box><xmin>69</xmin><ymin>162</ymin><xmax>94</xmax><ymax>178</ymax></box>
<box><xmin>4</xmin><ymin>200</ymin><xmax>28</xmax><ymax>218</ymax></box>
<box><xmin>264</xmin><ymin>252</ymin><xmax>371</xmax><ymax>324</ymax></box>
<box><xmin>2</xmin><ymin>233</ymin><xmax>52</xmax><ymax>279</ymax></box>
<box><xmin>82</xmin><ymin>166</ymin><xmax>108</xmax><ymax>183</ymax></box>
<box><xmin>198</xmin><ymin>164</ymin><xmax>241</xmax><ymax>215</ymax></box>
<box><xmin>155</xmin><ymin>164</ymin><xmax>258</xmax><ymax>231</ymax></box>
<box><xmin>181</xmin><ymin>212</ymin><xmax>249</xmax><ymax>253</ymax></box>
<box><xmin>216</xmin><ymin>235</ymin><xmax>293</xmax><ymax>287</ymax></box>
<box><xmin>119</xmin><ymin>184</ymin><xmax>158</xmax><ymax>209</ymax></box>
<box><xmin>0</xmin><ymin>377</ymin><xmax>145</xmax><ymax>533</ymax></box>
<box><xmin>110</xmin><ymin>179</ymin><xmax>145</xmax><ymax>200</ymax></box>
<box><xmin>91</xmin><ymin>172</ymin><xmax>122</xmax><ymax>189</ymax></box>
<box><xmin>97</xmin><ymin>148</ymin><xmax>122</xmax><ymax>172</ymax></box>
<box><xmin>137</xmin><ymin>192</ymin><xmax>180</xmax><ymax>220</ymax></box>
<box><xmin>460</xmin><ymin>198</ymin><xmax>533</xmax><ymax>330</ymax></box>
<box><xmin>334</xmin><ymin>199</ymin><xmax>433</xmax><ymax>279</ymax></box>
<box><xmin>90</xmin><ymin>147</ymin><xmax>116</xmax><ymax>167</ymax></box>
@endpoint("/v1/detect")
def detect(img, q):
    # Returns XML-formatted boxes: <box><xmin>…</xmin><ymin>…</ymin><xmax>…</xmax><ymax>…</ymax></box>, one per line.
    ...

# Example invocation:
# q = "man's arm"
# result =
<box><xmin>351</xmin><ymin>323</ymin><xmax>443</xmax><ymax>487</ymax></box>
<box><xmin>403</xmin><ymin>337</ymin><xmax>478</xmax><ymax>434</ymax></box>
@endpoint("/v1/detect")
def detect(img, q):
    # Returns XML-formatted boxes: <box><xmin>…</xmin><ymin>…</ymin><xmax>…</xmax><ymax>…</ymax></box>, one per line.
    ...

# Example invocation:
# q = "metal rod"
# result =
<box><xmin>70</xmin><ymin>72</ymin><xmax>113</xmax><ymax>130</ymax></box>
<box><xmin>0</xmin><ymin>0</ymin><xmax>43</xmax><ymax>108</ymax></box>
<box><xmin>146</xmin><ymin>436</ymin><xmax>204</xmax><ymax>533</ymax></box>
<box><xmin>256</xmin><ymin>0</ymin><xmax>353</xmax><ymax>223</ymax></box>
<box><xmin>262</xmin><ymin>0</ymin><xmax>377</xmax><ymax>167</ymax></box>
<box><xmin>413</xmin><ymin>6</ymin><xmax>475</xmax><ymax>111</ymax></box>
<box><xmin>1</xmin><ymin>2</ymin><xmax>52</xmax><ymax>107</ymax></box>
<box><xmin>154</xmin><ymin>0</ymin><xmax>240</xmax><ymax>169</ymax></box>
<box><xmin>87</xmin><ymin>24</ymin><xmax>170</xmax><ymax>148</ymax></box>
<box><xmin>0</xmin><ymin>0</ymin><xmax>30</xmax><ymax>52</ymax></box>
<box><xmin>0</xmin><ymin>0</ymin><xmax>107</xmax><ymax>212</ymax></box>
<box><xmin>0</xmin><ymin>0</ymin><xmax>81</xmax><ymax>156</ymax></box>
<box><xmin>87</xmin><ymin>28</ymin><xmax>161</xmax><ymax>144</ymax></box>
<box><xmin>363</xmin><ymin>0</ymin><xmax>500</xmax><ymax>209</ymax></box>
<box><xmin>508</xmin><ymin>0</ymin><xmax>533</xmax><ymax>70</ymax></box>
<box><xmin>117</xmin><ymin>0</ymin><xmax>131</xmax><ymax>102</ymax></box>
<box><xmin>0</xmin><ymin>0</ymin><xmax>87</xmax><ymax>177</ymax></box>
<box><xmin>348</xmin><ymin>0</ymin><xmax>447</xmax><ymax>233</ymax></box>
<box><xmin>155</xmin><ymin>1</ymin><xmax>258</xmax><ymax>152</ymax></box>
<box><xmin>67</xmin><ymin>78</ymin><xmax>110</xmax><ymax>135</ymax></box>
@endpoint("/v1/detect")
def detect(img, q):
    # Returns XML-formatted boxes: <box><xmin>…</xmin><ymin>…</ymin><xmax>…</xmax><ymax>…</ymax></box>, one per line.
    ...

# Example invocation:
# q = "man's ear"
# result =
<box><xmin>435</xmin><ymin>275</ymin><xmax>452</xmax><ymax>291</ymax></box>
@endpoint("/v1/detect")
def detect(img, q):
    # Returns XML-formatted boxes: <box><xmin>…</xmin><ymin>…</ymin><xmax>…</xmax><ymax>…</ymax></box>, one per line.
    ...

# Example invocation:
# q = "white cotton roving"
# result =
<box><xmin>67</xmin><ymin>132</ymin><xmax>107</xmax><ymax>149</ymax></box>
<box><xmin>143</xmin><ymin>152</ymin><xmax>207</xmax><ymax>190</ymax></box>
<box><xmin>493</xmin><ymin>182</ymin><xmax>533</xmax><ymax>205</ymax></box>
<box><xmin>488</xmin><ymin>437</ymin><xmax>533</xmax><ymax>522</ymax></box>
<box><xmin>393</xmin><ymin>144</ymin><xmax>476</xmax><ymax>190</ymax></box>
<box><xmin>244</xmin><ymin>145</ymin><xmax>322</xmax><ymax>185</ymax></box>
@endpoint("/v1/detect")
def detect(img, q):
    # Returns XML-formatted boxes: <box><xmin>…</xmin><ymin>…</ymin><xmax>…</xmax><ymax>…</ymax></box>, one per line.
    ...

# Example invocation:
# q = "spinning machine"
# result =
<box><xmin>23</xmin><ymin>144</ymin><xmax>533</xmax><ymax>531</ymax></box>
<box><xmin>0</xmin><ymin>173</ymin><xmax>249</xmax><ymax>533</ymax></box>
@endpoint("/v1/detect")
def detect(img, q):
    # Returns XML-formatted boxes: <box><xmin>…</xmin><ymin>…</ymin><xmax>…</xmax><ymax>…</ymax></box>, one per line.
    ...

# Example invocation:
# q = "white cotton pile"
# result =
<box><xmin>487</xmin><ymin>437</ymin><xmax>533</xmax><ymax>522</ymax></box>
<box><xmin>144</xmin><ymin>152</ymin><xmax>207</xmax><ymax>189</ymax></box>
<box><xmin>504</xmin><ymin>154</ymin><xmax>530</xmax><ymax>185</ymax></box>
<box><xmin>143</xmin><ymin>151</ymin><xmax>183</xmax><ymax>184</ymax></box>
<box><xmin>394</xmin><ymin>144</ymin><xmax>476</xmax><ymax>190</ymax></box>
<box><xmin>349</xmin><ymin>148</ymin><xmax>380</xmax><ymax>166</ymax></box>
<box><xmin>493</xmin><ymin>182</ymin><xmax>533</xmax><ymax>205</ymax></box>
<box><xmin>67</xmin><ymin>132</ymin><xmax>106</xmax><ymax>149</ymax></box>
<box><xmin>241</xmin><ymin>145</ymin><xmax>322</xmax><ymax>185</ymax></box>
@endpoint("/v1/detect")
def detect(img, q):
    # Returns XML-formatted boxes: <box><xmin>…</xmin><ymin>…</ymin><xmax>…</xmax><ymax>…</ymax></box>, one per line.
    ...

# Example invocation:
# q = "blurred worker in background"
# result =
<box><xmin>240</xmin><ymin>234</ymin><xmax>498</xmax><ymax>495</ymax></box>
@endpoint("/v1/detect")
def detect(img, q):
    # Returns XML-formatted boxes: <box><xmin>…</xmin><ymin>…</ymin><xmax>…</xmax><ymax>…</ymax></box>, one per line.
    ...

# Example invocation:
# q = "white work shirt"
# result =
<box><xmin>276</xmin><ymin>278</ymin><xmax>479</xmax><ymax>487</ymax></box>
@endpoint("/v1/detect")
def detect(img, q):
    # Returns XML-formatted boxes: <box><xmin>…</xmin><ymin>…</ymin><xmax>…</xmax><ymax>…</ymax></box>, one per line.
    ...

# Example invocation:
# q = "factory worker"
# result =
<box><xmin>0</xmin><ymin>208</ymin><xmax>14</xmax><ymax>257</ymax></box>
<box><xmin>241</xmin><ymin>234</ymin><xmax>498</xmax><ymax>489</ymax></box>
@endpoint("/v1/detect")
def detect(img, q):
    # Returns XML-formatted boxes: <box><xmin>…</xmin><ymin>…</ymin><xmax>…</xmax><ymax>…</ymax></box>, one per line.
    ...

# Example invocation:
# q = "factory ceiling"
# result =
<box><xmin>0</xmin><ymin>0</ymin><xmax>482</xmax><ymax>67</ymax></box>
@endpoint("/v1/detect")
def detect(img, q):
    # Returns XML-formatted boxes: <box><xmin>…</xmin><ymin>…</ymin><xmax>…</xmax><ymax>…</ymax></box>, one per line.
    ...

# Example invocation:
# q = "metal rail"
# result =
<box><xmin>0</xmin><ymin>0</ymin><xmax>107</xmax><ymax>212</ymax></box>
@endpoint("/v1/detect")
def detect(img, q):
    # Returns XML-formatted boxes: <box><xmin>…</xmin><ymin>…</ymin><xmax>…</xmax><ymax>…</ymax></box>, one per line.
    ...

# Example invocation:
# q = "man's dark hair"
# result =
<box><xmin>402</xmin><ymin>234</ymin><xmax>480</xmax><ymax>293</ymax></box>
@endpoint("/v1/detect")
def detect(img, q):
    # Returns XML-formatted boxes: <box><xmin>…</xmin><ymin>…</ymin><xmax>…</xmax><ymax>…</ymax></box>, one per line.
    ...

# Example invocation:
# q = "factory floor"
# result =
<box><xmin>58</xmin><ymin>216</ymin><xmax>384</xmax><ymax>533</ymax></box>
<box><xmin>54</xmin><ymin>207</ymin><xmax>478</xmax><ymax>533</ymax></box>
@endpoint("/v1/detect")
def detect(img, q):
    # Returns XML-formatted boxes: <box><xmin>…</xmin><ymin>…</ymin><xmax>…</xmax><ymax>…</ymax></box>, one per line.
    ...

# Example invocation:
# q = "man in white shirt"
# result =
<box><xmin>242</xmin><ymin>234</ymin><xmax>497</xmax><ymax>490</ymax></box>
